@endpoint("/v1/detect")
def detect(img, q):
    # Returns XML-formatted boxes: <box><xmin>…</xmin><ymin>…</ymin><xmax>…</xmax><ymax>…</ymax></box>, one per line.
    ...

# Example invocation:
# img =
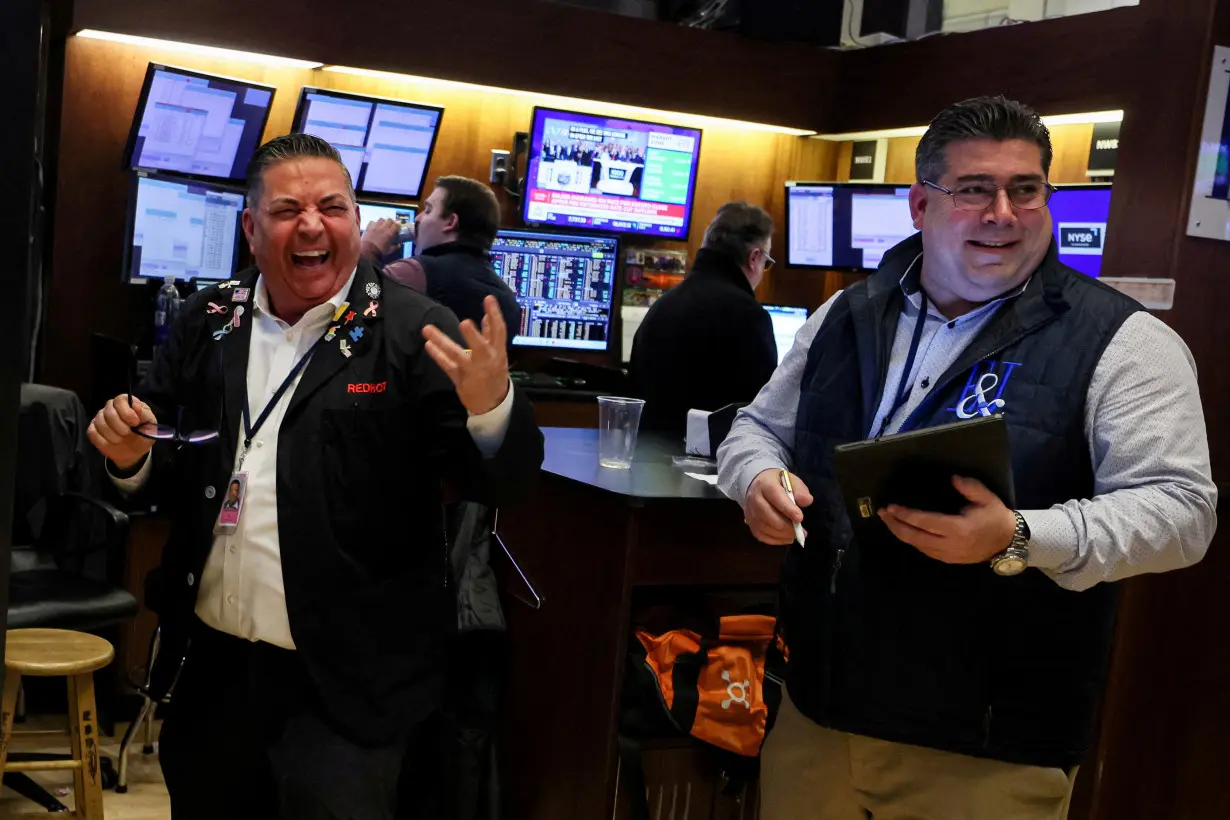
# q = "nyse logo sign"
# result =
<box><xmin>1058</xmin><ymin>222</ymin><xmax>1107</xmax><ymax>256</ymax></box>
<box><xmin>853</xmin><ymin>155</ymin><xmax>873</xmax><ymax>164</ymax></box>
<box><xmin>1095</xmin><ymin>138</ymin><xmax>1119</xmax><ymax>151</ymax></box>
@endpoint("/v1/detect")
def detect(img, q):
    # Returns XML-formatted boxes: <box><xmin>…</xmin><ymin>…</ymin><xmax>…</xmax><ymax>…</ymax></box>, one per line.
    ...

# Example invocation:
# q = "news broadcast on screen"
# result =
<box><xmin>523</xmin><ymin>107</ymin><xmax>702</xmax><ymax>240</ymax></box>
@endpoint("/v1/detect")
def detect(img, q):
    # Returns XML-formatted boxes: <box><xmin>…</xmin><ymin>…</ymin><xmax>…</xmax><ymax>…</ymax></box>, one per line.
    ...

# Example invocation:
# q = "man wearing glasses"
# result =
<box><xmin>85</xmin><ymin>134</ymin><xmax>543</xmax><ymax>820</ymax></box>
<box><xmin>717</xmin><ymin>96</ymin><xmax>1216</xmax><ymax>818</ymax></box>
<box><xmin>629</xmin><ymin>201</ymin><xmax>779</xmax><ymax>434</ymax></box>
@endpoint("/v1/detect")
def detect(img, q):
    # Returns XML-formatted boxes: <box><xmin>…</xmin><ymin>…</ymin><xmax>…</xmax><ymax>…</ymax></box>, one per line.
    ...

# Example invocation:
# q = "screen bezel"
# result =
<box><xmin>494</xmin><ymin>226</ymin><xmax>622</xmax><ymax>353</ymax></box>
<box><xmin>121</xmin><ymin>169</ymin><xmax>246</xmax><ymax>285</ymax></box>
<box><xmin>521</xmin><ymin>106</ymin><xmax>703</xmax><ymax>242</ymax></box>
<box><xmin>784</xmin><ymin>181</ymin><xmax>916</xmax><ymax>272</ymax></box>
<box><xmin>121</xmin><ymin>62</ymin><xmax>278</xmax><ymax>182</ymax></box>
<box><xmin>291</xmin><ymin>86</ymin><xmax>446</xmax><ymax>200</ymax></box>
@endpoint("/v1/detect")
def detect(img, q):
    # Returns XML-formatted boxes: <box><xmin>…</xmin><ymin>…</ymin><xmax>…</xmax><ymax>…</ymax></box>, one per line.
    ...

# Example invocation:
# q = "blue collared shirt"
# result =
<box><xmin>716</xmin><ymin>261</ymin><xmax>1217</xmax><ymax>592</ymax></box>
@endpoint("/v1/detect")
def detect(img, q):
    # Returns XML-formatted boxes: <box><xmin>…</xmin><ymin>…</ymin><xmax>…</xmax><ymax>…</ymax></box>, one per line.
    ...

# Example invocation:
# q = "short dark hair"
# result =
<box><xmin>915</xmin><ymin>96</ymin><xmax>1052</xmax><ymax>184</ymax></box>
<box><xmin>245</xmin><ymin>133</ymin><xmax>355</xmax><ymax>208</ymax></box>
<box><xmin>434</xmin><ymin>176</ymin><xmax>501</xmax><ymax>250</ymax></box>
<box><xmin>701</xmin><ymin>202</ymin><xmax>774</xmax><ymax>266</ymax></box>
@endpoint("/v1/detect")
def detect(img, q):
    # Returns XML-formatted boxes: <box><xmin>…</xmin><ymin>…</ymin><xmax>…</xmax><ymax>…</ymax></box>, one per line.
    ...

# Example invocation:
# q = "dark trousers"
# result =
<box><xmin>158</xmin><ymin>623</ymin><xmax>419</xmax><ymax>820</ymax></box>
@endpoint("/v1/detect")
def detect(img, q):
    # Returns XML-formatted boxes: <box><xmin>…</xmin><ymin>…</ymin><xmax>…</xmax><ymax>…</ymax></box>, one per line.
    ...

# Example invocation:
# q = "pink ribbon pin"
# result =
<box><xmin>364</xmin><ymin>300</ymin><xmax>378</xmax><ymax>318</ymax></box>
<box><xmin>207</xmin><ymin>302</ymin><xmax>228</xmax><ymax>314</ymax></box>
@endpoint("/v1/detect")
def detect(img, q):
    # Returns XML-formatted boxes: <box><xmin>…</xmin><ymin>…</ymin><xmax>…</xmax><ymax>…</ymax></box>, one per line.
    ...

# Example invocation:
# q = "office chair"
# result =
<box><xmin>6</xmin><ymin>384</ymin><xmax>138</xmax><ymax>808</ymax></box>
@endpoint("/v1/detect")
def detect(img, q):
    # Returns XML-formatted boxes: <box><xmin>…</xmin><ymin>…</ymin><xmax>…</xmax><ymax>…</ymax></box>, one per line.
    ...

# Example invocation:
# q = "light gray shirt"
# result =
<box><xmin>717</xmin><ymin>271</ymin><xmax>1217</xmax><ymax>592</ymax></box>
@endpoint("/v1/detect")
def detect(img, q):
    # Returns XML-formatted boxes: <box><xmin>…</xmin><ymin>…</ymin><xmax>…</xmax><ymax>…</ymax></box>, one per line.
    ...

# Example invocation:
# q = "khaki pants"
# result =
<box><xmin>760</xmin><ymin>690</ymin><xmax>1078</xmax><ymax>820</ymax></box>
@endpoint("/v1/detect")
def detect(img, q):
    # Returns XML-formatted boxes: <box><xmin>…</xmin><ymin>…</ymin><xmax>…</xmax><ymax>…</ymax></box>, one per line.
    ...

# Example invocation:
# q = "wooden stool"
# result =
<box><xmin>0</xmin><ymin>628</ymin><xmax>114</xmax><ymax>819</ymax></box>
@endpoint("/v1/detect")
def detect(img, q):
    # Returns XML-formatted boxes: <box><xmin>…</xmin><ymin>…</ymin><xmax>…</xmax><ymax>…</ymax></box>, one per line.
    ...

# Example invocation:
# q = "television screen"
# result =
<box><xmin>523</xmin><ymin>107</ymin><xmax>702</xmax><ymax>240</ymax></box>
<box><xmin>786</xmin><ymin>182</ymin><xmax>916</xmax><ymax>270</ymax></box>
<box><xmin>357</xmin><ymin>200</ymin><xmax>417</xmax><ymax>259</ymax></box>
<box><xmin>489</xmin><ymin>229</ymin><xmax>620</xmax><ymax>351</ymax></box>
<box><xmin>764</xmin><ymin>305</ymin><xmax>809</xmax><ymax>365</ymax></box>
<box><xmin>123</xmin><ymin>64</ymin><xmax>275</xmax><ymax>181</ymax></box>
<box><xmin>123</xmin><ymin>171</ymin><xmax>245</xmax><ymax>283</ymax></box>
<box><xmin>1049</xmin><ymin>184</ymin><xmax>1111</xmax><ymax>277</ymax></box>
<box><xmin>292</xmin><ymin>87</ymin><xmax>444</xmax><ymax>199</ymax></box>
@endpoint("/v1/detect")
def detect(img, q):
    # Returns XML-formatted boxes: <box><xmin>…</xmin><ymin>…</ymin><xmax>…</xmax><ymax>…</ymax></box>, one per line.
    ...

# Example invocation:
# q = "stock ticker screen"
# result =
<box><xmin>490</xmin><ymin>229</ymin><xmax>619</xmax><ymax>351</ymax></box>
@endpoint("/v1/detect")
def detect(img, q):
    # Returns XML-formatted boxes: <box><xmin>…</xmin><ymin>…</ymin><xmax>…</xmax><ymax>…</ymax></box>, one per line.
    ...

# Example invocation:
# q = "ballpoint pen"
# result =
<box><xmin>779</xmin><ymin>469</ymin><xmax>806</xmax><ymax>548</ymax></box>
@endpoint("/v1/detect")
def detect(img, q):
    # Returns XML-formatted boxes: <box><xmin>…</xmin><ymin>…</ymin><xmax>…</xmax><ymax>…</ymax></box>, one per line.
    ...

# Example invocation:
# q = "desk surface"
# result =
<box><xmin>541</xmin><ymin>426</ymin><xmax>726</xmax><ymax>500</ymax></box>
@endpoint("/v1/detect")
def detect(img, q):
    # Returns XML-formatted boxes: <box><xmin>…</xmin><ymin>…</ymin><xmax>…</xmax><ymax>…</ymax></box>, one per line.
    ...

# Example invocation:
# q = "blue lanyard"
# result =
<box><xmin>875</xmin><ymin>292</ymin><xmax>929</xmax><ymax>439</ymax></box>
<box><xmin>239</xmin><ymin>336</ymin><xmax>325</xmax><ymax>462</ymax></box>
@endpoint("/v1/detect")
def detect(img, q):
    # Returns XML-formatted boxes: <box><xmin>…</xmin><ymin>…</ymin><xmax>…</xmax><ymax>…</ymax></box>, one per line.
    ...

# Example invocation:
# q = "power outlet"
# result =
<box><xmin>489</xmin><ymin>149</ymin><xmax>511</xmax><ymax>185</ymax></box>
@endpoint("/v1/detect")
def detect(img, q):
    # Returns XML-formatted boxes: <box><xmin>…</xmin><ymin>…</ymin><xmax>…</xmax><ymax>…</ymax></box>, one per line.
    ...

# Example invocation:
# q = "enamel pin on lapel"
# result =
<box><xmin>231</xmin><ymin>305</ymin><xmax>244</xmax><ymax>328</ymax></box>
<box><xmin>206</xmin><ymin>302</ymin><xmax>228</xmax><ymax>315</ymax></box>
<box><xmin>332</xmin><ymin>301</ymin><xmax>350</xmax><ymax>323</ymax></box>
<box><xmin>364</xmin><ymin>300</ymin><xmax>378</xmax><ymax>318</ymax></box>
<box><xmin>325</xmin><ymin>324</ymin><xmax>339</xmax><ymax>342</ymax></box>
<box><xmin>366</xmin><ymin>282</ymin><xmax>381</xmax><ymax>299</ymax></box>
<box><xmin>349</xmin><ymin>326</ymin><xmax>365</xmax><ymax>342</ymax></box>
<box><xmin>218</xmin><ymin>280</ymin><xmax>239</xmax><ymax>291</ymax></box>
<box><xmin>339</xmin><ymin>339</ymin><xmax>353</xmax><ymax>358</ymax></box>
<box><xmin>231</xmin><ymin>287</ymin><xmax>250</xmax><ymax>303</ymax></box>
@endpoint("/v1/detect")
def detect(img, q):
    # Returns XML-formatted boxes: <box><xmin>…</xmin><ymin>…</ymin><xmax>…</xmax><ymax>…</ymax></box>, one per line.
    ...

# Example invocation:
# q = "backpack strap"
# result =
<box><xmin>617</xmin><ymin>733</ymin><xmax>652</xmax><ymax>820</ymax></box>
<box><xmin>668</xmin><ymin>640</ymin><xmax>707</xmax><ymax>732</ymax></box>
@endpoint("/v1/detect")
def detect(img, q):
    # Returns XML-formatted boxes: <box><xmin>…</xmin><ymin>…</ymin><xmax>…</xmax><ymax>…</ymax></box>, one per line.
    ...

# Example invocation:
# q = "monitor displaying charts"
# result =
<box><xmin>786</xmin><ymin>182</ymin><xmax>916</xmax><ymax>270</ymax></box>
<box><xmin>123</xmin><ymin>63</ymin><xmax>275</xmax><ymax>180</ymax></box>
<box><xmin>123</xmin><ymin>170</ymin><xmax>245</xmax><ymax>283</ymax></box>
<box><xmin>292</xmin><ymin>87</ymin><xmax>444</xmax><ymax>199</ymax></box>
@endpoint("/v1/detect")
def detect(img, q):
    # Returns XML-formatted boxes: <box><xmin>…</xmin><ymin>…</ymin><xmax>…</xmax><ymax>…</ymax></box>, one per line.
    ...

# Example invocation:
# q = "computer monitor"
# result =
<box><xmin>123</xmin><ymin>63</ymin><xmax>276</xmax><ymax>181</ymax></box>
<box><xmin>123</xmin><ymin>170</ymin><xmax>245</xmax><ymax>283</ymax></box>
<box><xmin>523</xmin><ymin>107</ymin><xmax>702</xmax><ymax>240</ymax></box>
<box><xmin>357</xmin><ymin>200</ymin><xmax>417</xmax><ymax>259</ymax></box>
<box><xmin>764</xmin><ymin>305</ymin><xmax>809</xmax><ymax>365</ymax></box>
<box><xmin>291</xmin><ymin>87</ymin><xmax>444</xmax><ymax>199</ymax></box>
<box><xmin>489</xmin><ymin>229</ymin><xmax>620</xmax><ymax>351</ymax></box>
<box><xmin>786</xmin><ymin>182</ymin><xmax>916</xmax><ymax>270</ymax></box>
<box><xmin>1049</xmin><ymin>183</ymin><xmax>1112</xmax><ymax>277</ymax></box>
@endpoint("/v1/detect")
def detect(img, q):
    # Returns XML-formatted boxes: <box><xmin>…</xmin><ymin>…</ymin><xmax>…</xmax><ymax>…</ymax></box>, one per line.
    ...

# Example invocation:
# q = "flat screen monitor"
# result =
<box><xmin>123</xmin><ymin>64</ymin><xmax>276</xmax><ymax>181</ymax></box>
<box><xmin>764</xmin><ymin>305</ymin><xmax>809</xmax><ymax>365</ymax></box>
<box><xmin>523</xmin><ymin>107</ymin><xmax>702</xmax><ymax>240</ymax></box>
<box><xmin>489</xmin><ymin>229</ymin><xmax>620</xmax><ymax>351</ymax></box>
<box><xmin>292</xmin><ymin>87</ymin><xmax>444</xmax><ymax>199</ymax></box>
<box><xmin>123</xmin><ymin>171</ymin><xmax>245</xmax><ymax>283</ymax></box>
<box><xmin>786</xmin><ymin>182</ymin><xmax>916</xmax><ymax>270</ymax></box>
<box><xmin>357</xmin><ymin>200</ymin><xmax>417</xmax><ymax>259</ymax></box>
<box><xmin>1049</xmin><ymin>183</ymin><xmax>1112</xmax><ymax>277</ymax></box>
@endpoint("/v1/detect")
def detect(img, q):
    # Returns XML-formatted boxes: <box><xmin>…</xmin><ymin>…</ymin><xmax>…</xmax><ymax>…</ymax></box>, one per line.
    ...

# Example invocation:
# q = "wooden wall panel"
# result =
<box><xmin>41</xmin><ymin>36</ymin><xmax>838</xmax><ymax>394</ymax></box>
<box><xmin>69</xmin><ymin>0</ymin><xmax>837</xmax><ymax>132</ymax></box>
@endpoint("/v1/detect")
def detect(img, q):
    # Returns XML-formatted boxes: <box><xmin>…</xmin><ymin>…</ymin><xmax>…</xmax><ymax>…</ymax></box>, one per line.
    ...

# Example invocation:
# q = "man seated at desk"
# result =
<box><xmin>361</xmin><ymin>175</ymin><xmax>521</xmax><ymax>343</ymax></box>
<box><xmin>628</xmin><ymin>201</ymin><xmax>779</xmax><ymax>435</ymax></box>
<box><xmin>87</xmin><ymin>134</ymin><xmax>544</xmax><ymax>820</ymax></box>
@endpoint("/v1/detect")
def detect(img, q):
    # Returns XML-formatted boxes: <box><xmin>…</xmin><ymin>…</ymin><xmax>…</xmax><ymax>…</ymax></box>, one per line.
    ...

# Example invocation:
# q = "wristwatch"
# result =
<box><xmin>990</xmin><ymin>511</ymin><xmax>1030</xmax><ymax>576</ymax></box>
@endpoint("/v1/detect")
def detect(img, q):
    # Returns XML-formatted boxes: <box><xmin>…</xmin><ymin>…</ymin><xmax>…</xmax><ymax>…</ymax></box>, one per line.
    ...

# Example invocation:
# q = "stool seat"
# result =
<box><xmin>5</xmin><ymin>628</ymin><xmax>114</xmax><ymax>676</ymax></box>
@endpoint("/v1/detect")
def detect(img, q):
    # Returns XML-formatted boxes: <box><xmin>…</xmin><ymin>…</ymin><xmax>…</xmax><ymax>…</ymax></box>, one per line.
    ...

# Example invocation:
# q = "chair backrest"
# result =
<box><xmin>13</xmin><ymin>384</ymin><xmax>98</xmax><ymax>549</ymax></box>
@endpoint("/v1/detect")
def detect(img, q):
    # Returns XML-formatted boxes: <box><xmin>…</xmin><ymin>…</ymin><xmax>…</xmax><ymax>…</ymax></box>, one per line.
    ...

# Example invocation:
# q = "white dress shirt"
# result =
<box><xmin>113</xmin><ymin>270</ymin><xmax>515</xmax><ymax>648</ymax></box>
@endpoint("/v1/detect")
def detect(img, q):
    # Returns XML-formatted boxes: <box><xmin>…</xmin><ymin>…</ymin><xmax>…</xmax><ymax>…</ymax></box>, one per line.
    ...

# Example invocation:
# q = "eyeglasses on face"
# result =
<box><xmin>922</xmin><ymin>179</ymin><xmax>1056</xmax><ymax>212</ymax></box>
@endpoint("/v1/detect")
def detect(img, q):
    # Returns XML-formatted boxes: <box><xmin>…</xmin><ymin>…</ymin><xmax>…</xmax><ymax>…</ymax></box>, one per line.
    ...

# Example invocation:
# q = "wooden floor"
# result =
<box><xmin>0</xmin><ymin>714</ymin><xmax>169</xmax><ymax>819</ymax></box>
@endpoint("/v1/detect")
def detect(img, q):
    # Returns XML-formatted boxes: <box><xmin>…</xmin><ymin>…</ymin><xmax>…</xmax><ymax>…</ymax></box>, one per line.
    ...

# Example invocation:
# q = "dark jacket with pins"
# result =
<box><xmin>629</xmin><ymin>248</ymin><xmax>778</xmax><ymax>435</ymax></box>
<box><xmin>135</xmin><ymin>260</ymin><xmax>544</xmax><ymax>745</ymax></box>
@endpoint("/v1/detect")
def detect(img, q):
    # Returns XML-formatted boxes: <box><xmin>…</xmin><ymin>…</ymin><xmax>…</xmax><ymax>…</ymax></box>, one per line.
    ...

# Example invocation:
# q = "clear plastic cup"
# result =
<box><xmin>597</xmin><ymin>396</ymin><xmax>645</xmax><ymax>469</ymax></box>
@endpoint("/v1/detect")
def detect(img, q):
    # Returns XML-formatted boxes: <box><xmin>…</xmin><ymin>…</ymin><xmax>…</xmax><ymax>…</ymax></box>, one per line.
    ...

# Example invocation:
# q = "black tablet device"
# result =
<box><xmin>833</xmin><ymin>415</ymin><xmax>1015</xmax><ymax>537</ymax></box>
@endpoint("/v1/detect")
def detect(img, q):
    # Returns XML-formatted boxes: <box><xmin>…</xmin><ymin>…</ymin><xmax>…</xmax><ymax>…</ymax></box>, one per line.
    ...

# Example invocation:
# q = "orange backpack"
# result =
<box><xmin>629</xmin><ymin>613</ymin><xmax>779</xmax><ymax>757</ymax></box>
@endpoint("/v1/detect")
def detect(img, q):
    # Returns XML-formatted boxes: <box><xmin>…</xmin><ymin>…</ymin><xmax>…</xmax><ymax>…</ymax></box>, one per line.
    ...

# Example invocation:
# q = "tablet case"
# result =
<box><xmin>833</xmin><ymin>415</ymin><xmax>1015</xmax><ymax>534</ymax></box>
